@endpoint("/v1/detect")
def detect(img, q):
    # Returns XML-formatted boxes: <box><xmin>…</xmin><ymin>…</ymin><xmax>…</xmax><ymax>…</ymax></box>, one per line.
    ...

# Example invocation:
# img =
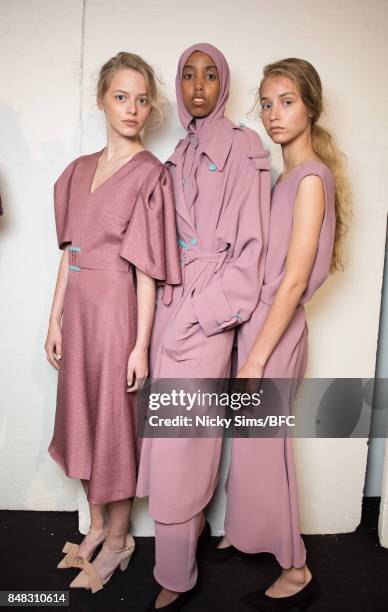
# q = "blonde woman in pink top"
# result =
<box><xmin>45</xmin><ymin>52</ymin><xmax>181</xmax><ymax>593</ymax></box>
<box><xmin>213</xmin><ymin>59</ymin><xmax>350</xmax><ymax>611</ymax></box>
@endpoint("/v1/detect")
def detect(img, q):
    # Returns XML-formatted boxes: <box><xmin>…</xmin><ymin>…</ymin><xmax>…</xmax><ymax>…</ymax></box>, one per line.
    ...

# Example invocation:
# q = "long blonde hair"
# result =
<box><xmin>97</xmin><ymin>51</ymin><xmax>164</xmax><ymax>129</ymax></box>
<box><xmin>258</xmin><ymin>58</ymin><xmax>351</xmax><ymax>272</ymax></box>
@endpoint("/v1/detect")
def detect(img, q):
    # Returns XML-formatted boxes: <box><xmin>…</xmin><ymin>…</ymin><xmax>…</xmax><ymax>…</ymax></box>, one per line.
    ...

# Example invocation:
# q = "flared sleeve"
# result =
<box><xmin>54</xmin><ymin>159</ymin><xmax>78</xmax><ymax>250</ymax></box>
<box><xmin>119</xmin><ymin>164</ymin><xmax>182</xmax><ymax>296</ymax></box>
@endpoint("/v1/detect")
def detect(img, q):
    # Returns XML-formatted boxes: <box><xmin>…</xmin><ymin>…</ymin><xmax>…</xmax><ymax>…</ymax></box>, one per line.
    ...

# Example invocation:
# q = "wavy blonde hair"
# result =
<box><xmin>97</xmin><ymin>51</ymin><xmax>165</xmax><ymax>129</ymax></box>
<box><xmin>257</xmin><ymin>58</ymin><xmax>351</xmax><ymax>272</ymax></box>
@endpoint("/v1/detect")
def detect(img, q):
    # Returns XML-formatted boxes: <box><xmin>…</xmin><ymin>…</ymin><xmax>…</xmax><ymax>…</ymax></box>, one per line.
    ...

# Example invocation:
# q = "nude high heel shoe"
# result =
<box><xmin>57</xmin><ymin>527</ymin><xmax>108</xmax><ymax>569</ymax></box>
<box><xmin>69</xmin><ymin>533</ymin><xmax>135</xmax><ymax>593</ymax></box>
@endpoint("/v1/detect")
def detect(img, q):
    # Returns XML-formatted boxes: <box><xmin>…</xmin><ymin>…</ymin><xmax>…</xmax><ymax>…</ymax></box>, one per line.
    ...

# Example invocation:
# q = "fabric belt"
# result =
<box><xmin>161</xmin><ymin>241</ymin><xmax>232</xmax><ymax>306</ymax></box>
<box><xmin>179</xmin><ymin>248</ymin><xmax>232</xmax><ymax>272</ymax></box>
<box><xmin>68</xmin><ymin>246</ymin><xmax>130</xmax><ymax>273</ymax></box>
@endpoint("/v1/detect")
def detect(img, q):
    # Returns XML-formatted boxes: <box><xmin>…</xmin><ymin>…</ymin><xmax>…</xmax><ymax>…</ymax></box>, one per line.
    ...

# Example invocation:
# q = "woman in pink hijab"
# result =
<box><xmin>137</xmin><ymin>43</ymin><xmax>271</xmax><ymax>611</ymax></box>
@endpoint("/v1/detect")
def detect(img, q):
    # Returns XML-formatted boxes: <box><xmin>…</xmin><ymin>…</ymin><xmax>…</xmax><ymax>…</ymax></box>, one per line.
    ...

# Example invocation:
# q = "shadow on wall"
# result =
<box><xmin>0</xmin><ymin>100</ymin><xmax>80</xmax><ymax>509</ymax></box>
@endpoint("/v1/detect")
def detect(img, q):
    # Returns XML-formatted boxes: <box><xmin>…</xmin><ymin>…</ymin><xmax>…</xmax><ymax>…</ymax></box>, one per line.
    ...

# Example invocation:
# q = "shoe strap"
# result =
<box><xmin>102</xmin><ymin>534</ymin><xmax>135</xmax><ymax>555</ymax></box>
<box><xmin>88</xmin><ymin>527</ymin><xmax>109</xmax><ymax>537</ymax></box>
<box><xmin>73</xmin><ymin>556</ymin><xmax>103</xmax><ymax>593</ymax></box>
<box><xmin>60</xmin><ymin>542</ymin><xmax>80</xmax><ymax>568</ymax></box>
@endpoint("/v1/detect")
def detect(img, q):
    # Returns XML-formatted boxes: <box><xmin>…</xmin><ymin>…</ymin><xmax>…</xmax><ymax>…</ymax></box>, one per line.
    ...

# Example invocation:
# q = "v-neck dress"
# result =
<box><xmin>226</xmin><ymin>160</ymin><xmax>336</xmax><ymax>568</ymax></box>
<box><xmin>48</xmin><ymin>150</ymin><xmax>181</xmax><ymax>505</ymax></box>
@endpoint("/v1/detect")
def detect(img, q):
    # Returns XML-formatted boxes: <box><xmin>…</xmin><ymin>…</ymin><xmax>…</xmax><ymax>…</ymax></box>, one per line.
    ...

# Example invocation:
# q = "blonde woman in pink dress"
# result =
<box><xmin>44</xmin><ymin>52</ymin><xmax>181</xmax><ymax>593</ymax></box>
<box><xmin>213</xmin><ymin>59</ymin><xmax>350</xmax><ymax>611</ymax></box>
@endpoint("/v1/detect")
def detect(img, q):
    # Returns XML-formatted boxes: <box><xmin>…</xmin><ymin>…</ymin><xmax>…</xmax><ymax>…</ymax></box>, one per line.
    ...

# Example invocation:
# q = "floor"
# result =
<box><xmin>0</xmin><ymin>498</ymin><xmax>387</xmax><ymax>611</ymax></box>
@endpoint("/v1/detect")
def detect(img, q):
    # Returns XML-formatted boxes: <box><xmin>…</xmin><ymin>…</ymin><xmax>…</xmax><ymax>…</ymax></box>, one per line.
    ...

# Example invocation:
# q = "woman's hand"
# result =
<box><xmin>237</xmin><ymin>358</ymin><xmax>264</xmax><ymax>392</ymax></box>
<box><xmin>127</xmin><ymin>345</ymin><xmax>149</xmax><ymax>393</ymax></box>
<box><xmin>45</xmin><ymin>320</ymin><xmax>62</xmax><ymax>370</ymax></box>
<box><xmin>237</xmin><ymin>357</ymin><xmax>264</xmax><ymax>379</ymax></box>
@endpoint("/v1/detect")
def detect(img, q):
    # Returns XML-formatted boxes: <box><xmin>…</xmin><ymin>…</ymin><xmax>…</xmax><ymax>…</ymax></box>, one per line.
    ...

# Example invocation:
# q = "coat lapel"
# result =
<box><xmin>166</xmin><ymin>138</ymin><xmax>197</xmax><ymax>231</ymax></box>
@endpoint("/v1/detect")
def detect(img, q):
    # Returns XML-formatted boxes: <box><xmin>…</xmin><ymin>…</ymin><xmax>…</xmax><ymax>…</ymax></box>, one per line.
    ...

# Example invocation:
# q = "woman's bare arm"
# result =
<box><xmin>127</xmin><ymin>268</ymin><xmax>156</xmax><ymax>392</ymax></box>
<box><xmin>238</xmin><ymin>175</ymin><xmax>326</xmax><ymax>377</ymax></box>
<box><xmin>44</xmin><ymin>249</ymin><xmax>70</xmax><ymax>370</ymax></box>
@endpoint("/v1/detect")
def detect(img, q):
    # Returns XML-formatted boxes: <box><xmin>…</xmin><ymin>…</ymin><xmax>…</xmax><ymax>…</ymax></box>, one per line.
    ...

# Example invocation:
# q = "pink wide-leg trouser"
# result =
<box><xmin>154</xmin><ymin>512</ymin><xmax>203</xmax><ymax>592</ymax></box>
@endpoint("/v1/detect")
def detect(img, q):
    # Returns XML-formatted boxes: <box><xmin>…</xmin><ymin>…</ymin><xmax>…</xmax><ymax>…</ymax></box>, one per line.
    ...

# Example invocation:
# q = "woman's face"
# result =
<box><xmin>181</xmin><ymin>51</ymin><xmax>220</xmax><ymax>118</ymax></box>
<box><xmin>98</xmin><ymin>68</ymin><xmax>152</xmax><ymax>139</ymax></box>
<box><xmin>259</xmin><ymin>75</ymin><xmax>311</xmax><ymax>145</ymax></box>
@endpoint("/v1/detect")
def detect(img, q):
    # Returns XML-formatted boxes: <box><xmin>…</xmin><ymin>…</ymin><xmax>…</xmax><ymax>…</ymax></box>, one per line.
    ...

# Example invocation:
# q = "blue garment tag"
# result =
<box><xmin>209</xmin><ymin>162</ymin><xmax>217</xmax><ymax>172</ymax></box>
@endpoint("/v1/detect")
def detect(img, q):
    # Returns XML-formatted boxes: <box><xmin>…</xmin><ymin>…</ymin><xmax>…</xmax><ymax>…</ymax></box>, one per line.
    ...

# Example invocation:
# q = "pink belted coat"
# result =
<box><xmin>136</xmin><ymin>119</ymin><xmax>271</xmax><ymax>523</ymax></box>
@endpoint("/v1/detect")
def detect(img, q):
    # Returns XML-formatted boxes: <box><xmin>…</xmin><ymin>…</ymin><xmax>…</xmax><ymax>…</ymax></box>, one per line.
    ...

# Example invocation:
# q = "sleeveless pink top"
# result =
<box><xmin>260</xmin><ymin>160</ymin><xmax>336</xmax><ymax>306</ymax></box>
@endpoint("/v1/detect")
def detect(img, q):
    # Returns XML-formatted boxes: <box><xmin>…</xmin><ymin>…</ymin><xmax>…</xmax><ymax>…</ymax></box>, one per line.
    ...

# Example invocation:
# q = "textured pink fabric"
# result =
<box><xmin>136</xmin><ymin>44</ymin><xmax>271</xmax><ymax>524</ymax></box>
<box><xmin>48</xmin><ymin>150</ymin><xmax>181</xmax><ymax>505</ymax></box>
<box><xmin>154</xmin><ymin>513</ymin><xmax>202</xmax><ymax>592</ymax></box>
<box><xmin>226</xmin><ymin>161</ymin><xmax>336</xmax><ymax>568</ymax></box>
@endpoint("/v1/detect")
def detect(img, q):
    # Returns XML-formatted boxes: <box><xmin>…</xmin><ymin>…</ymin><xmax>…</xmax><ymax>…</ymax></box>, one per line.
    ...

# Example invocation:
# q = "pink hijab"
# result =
<box><xmin>175</xmin><ymin>42</ymin><xmax>230</xmax><ymax>136</ymax></box>
<box><xmin>168</xmin><ymin>43</ymin><xmax>233</xmax><ymax>214</ymax></box>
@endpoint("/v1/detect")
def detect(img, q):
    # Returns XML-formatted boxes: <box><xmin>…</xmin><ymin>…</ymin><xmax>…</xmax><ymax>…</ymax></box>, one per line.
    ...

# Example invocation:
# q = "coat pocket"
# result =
<box><xmin>162</xmin><ymin>296</ymin><xmax>205</xmax><ymax>368</ymax></box>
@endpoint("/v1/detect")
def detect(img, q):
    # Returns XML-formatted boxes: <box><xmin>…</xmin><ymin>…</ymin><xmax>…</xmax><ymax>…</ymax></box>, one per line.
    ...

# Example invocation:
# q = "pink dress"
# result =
<box><xmin>48</xmin><ymin>150</ymin><xmax>181</xmax><ymax>505</ymax></box>
<box><xmin>225</xmin><ymin>160</ymin><xmax>336</xmax><ymax>568</ymax></box>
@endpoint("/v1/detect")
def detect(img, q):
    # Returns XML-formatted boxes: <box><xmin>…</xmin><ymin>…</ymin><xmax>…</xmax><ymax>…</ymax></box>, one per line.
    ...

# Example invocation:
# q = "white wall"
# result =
<box><xmin>0</xmin><ymin>0</ymin><xmax>84</xmax><ymax>510</ymax></box>
<box><xmin>365</xmin><ymin>232</ymin><xmax>387</xmax><ymax>498</ymax></box>
<box><xmin>1</xmin><ymin>0</ymin><xmax>387</xmax><ymax>537</ymax></box>
<box><xmin>374</xmin><ymin>230</ymin><xmax>388</xmax><ymax>543</ymax></box>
